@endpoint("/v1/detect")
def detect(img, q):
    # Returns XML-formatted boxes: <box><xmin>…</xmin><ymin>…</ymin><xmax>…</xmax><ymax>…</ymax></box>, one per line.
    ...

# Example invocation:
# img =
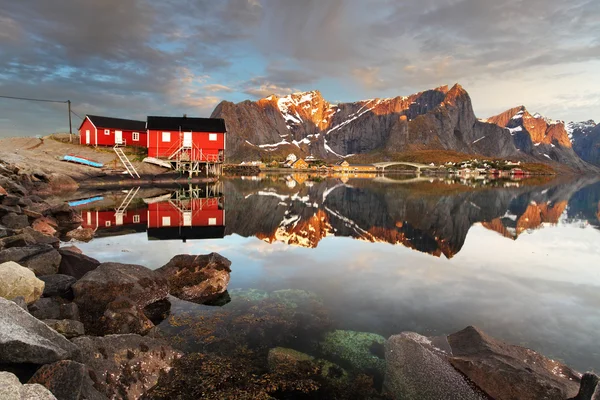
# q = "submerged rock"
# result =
<box><xmin>268</xmin><ymin>347</ymin><xmax>315</xmax><ymax>370</ymax></box>
<box><xmin>158</xmin><ymin>253</ymin><xmax>231</xmax><ymax>303</ymax></box>
<box><xmin>72</xmin><ymin>262</ymin><xmax>169</xmax><ymax>335</ymax></box>
<box><xmin>384</xmin><ymin>332</ymin><xmax>484</xmax><ymax>400</ymax></box>
<box><xmin>0</xmin><ymin>297</ymin><xmax>80</xmax><ymax>365</ymax></box>
<box><xmin>448</xmin><ymin>326</ymin><xmax>581</xmax><ymax>400</ymax></box>
<box><xmin>319</xmin><ymin>330</ymin><xmax>386</xmax><ymax>376</ymax></box>
<box><xmin>73</xmin><ymin>334</ymin><xmax>182</xmax><ymax>400</ymax></box>
<box><xmin>0</xmin><ymin>371</ymin><xmax>57</xmax><ymax>400</ymax></box>
<box><xmin>0</xmin><ymin>261</ymin><xmax>45</xmax><ymax>304</ymax></box>
<box><xmin>28</xmin><ymin>360</ymin><xmax>86</xmax><ymax>400</ymax></box>
<box><xmin>229</xmin><ymin>288</ymin><xmax>269</xmax><ymax>302</ymax></box>
<box><xmin>270</xmin><ymin>289</ymin><xmax>322</xmax><ymax>308</ymax></box>
<box><xmin>57</xmin><ymin>248</ymin><xmax>99</xmax><ymax>279</ymax></box>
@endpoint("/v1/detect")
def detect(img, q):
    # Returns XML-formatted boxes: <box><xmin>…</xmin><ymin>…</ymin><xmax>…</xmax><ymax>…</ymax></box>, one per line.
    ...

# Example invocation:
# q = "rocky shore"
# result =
<box><xmin>1</xmin><ymin>158</ymin><xmax>599</xmax><ymax>400</ymax></box>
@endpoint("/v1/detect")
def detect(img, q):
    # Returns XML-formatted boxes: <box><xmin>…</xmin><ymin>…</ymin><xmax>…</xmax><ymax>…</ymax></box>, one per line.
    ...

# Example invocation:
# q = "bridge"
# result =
<box><xmin>372</xmin><ymin>161</ymin><xmax>438</xmax><ymax>172</ymax></box>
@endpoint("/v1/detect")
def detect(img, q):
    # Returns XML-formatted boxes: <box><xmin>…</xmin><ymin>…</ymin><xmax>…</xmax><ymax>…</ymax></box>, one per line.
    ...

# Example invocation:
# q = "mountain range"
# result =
<box><xmin>210</xmin><ymin>84</ymin><xmax>599</xmax><ymax>171</ymax></box>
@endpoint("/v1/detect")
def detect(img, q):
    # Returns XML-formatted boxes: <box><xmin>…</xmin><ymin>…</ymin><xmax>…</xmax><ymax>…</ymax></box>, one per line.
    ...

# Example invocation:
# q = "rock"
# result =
<box><xmin>2</xmin><ymin>194</ymin><xmax>21</xmax><ymax>206</ymax></box>
<box><xmin>43</xmin><ymin>319</ymin><xmax>85</xmax><ymax>339</ymax></box>
<box><xmin>0</xmin><ymin>245</ymin><xmax>61</xmax><ymax>276</ymax></box>
<box><xmin>569</xmin><ymin>373</ymin><xmax>600</xmax><ymax>400</ymax></box>
<box><xmin>72</xmin><ymin>334</ymin><xmax>182</xmax><ymax>400</ymax></box>
<box><xmin>29</xmin><ymin>298</ymin><xmax>79</xmax><ymax>321</ymax></box>
<box><xmin>45</xmin><ymin>204</ymin><xmax>82</xmax><ymax>227</ymax></box>
<box><xmin>65</xmin><ymin>228</ymin><xmax>94</xmax><ymax>243</ymax></box>
<box><xmin>0</xmin><ymin>184</ymin><xmax>7</xmax><ymax>196</ymax></box>
<box><xmin>39</xmin><ymin>275</ymin><xmax>76</xmax><ymax>299</ymax></box>
<box><xmin>47</xmin><ymin>173</ymin><xmax>79</xmax><ymax>194</ymax></box>
<box><xmin>23</xmin><ymin>208</ymin><xmax>44</xmax><ymax>220</ymax></box>
<box><xmin>32</xmin><ymin>218</ymin><xmax>57</xmax><ymax>236</ymax></box>
<box><xmin>72</xmin><ymin>262</ymin><xmax>169</xmax><ymax>335</ymax></box>
<box><xmin>12</xmin><ymin>295</ymin><xmax>28</xmax><ymax>310</ymax></box>
<box><xmin>448</xmin><ymin>326</ymin><xmax>581</xmax><ymax>400</ymax></box>
<box><xmin>0</xmin><ymin>261</ymin><xmax>45</xmax><ymax>304</ymax></box>
<box><xmin>0</xmin><ymin>371</ymin><xmax>57</xmax><ymax>400</ymax></box>
<box><xmin>142</xmin><ymin>298</ymin><xmax>171</xmax><ymax>325</ymax></box>
<box><xmin>384</xmin><ymin>332</ymin><xmax>484</xmax><ymax>400</ymax></box>
<box><xmin>0</xmin><ymin>297</ymin><xmax>80</xmax><ymax>364</ymax></box>
<box><xmin>2</xmin><ymin>212</ymin><xmax>30</xmax><ymax>229</ymax></box>
<box><xmin>157</xmin><ymin>253</ymin><xmax>231</xmax><ymax>303</ymax></box>
<box><xmin>18</xmin><ymin>227</ymin><xmax>60</xmax><ymax>248</ymax></box>
<box><xmin>0</xmin><ymin>203</ymin><xmax>21</xmax><ymax>217</ymax></box>
<box><xmin>57</xmin><ymin>249</ymin><xmax>99</xmax><ymax>279</ymax></box>
<box><xmin>320</xmin><ymin>330</ymin><xmax>386</xmax><ymax>376</ymax></box>
<box><xmin>0</xmin><ymin>226</ymin><xmax>16</xmax><ymax>239</ymax></box>
<box><xmin>270</xmin><ymin>289</ymin><xmax>322</xmax><ymax>308</ymax></box>
<box><xmin>29</xmin><ymin>360</ymin><xmax>86</xmax><ymax>400</ymax></box>
<box><xmin>268</xmin><ymin>347</ymin><xmax>314</xmax><ymax>370</ymax></box>
<box><xmin>59</xmin><ymin>245</ymin><xmax>81</xmax><ymax>254</ymax></box>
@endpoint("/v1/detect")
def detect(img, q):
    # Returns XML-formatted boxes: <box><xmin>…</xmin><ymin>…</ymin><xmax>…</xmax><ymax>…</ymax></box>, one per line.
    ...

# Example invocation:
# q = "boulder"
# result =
<box><xmin>569</xmin><ymin>373</ymin><xmax>600</xmax><ymax>400</ymax></box>
<box><xmin>157</xmin><ymin>252</ymin><xmax>231</xmax><ymax>303</ymax></box>
<box><xmin>12</xmin><ymin>296</ymin><xmax>28</xmax><ymax>310</ymax></box>
<box><xmin>384</xmin><ymin>332</ymin><xmax>484</xmax><ymax>400</ymax></box>
<box><xmin>47</xmin><ymin>173</ymin><xmax>79</xmax><ymax>194</ymax></box>
<box><xmin>0</xmin><ymin>226</ymin><xmax>16</xmax><ymax>239</ymax></box>
<box><xmin>44</xmin><ymin>204</ymin><xmax>82</xmax><ymax>227</ymax></box>
<box><xmin>2</xmin><ymin>212</ymin><xmax>30</xmax><ymax>229</ymax></box>
<box><xmin>18</xmin><ymin>227</ymin><xmax>60</xmax><ymax>248</ymax></box>
<box><xmin>448</xmin><ymin>326</ymin><xmax>581</xmax><ymax>400</ymax></box>
<box><xmin>0</xmin><ymin>184</ymin><xmax>7</xmax><ymax>196</ymax></box>
<box><xmin>320</xmin><ymin>330</ymin><xmax>386</xmax><ymax>375</ymax></box>
<box><xmin>0</xmin><ymin>261</ymin><xmax>45</xmax><ymax>304</ymax></box>
<box><xmin>0</xmin><ymin>297</ymin><xmax>80</xmax><ymax>365</ymax></box>
<box><xmin>59</xmin><ymin>245</ymin><xmax>81</xmax><ymax>254</ymax></box>
<box><xmin>65</xmin><ymin>228</ymin><xmax>94</xmax><ymax>243</ymax></box>
<box><xmin>0</xmin><ymin>371</ymin><xmax>57</xmax><ymax>400</ymax></box>
<box><xmin>0</xmin><ymin>203</ymin><xmax>21</xmax><ymax>217</ymax></box>
<box><xmin>29</xmin><ymin>298</ymin><xmax>79</xmax><ymax>321</ymax></box>
<box><xmin>43</xmin><ymin>319</ymin><xmax>85</xmax><ymax>339</ymax></box>
<box><xmin>39</xmin><ymin>274</ymin><xmax>76</xmax><ymax>299</ymax></box>
<box><xmin>32</xmin><ymin>218</ymin><xmax>57</xmax><ymax>236</ymax></box>
<box><xmin>72</xmin><ymin>262</ymin><xmax>169</xmax><ymax>335</ymax></box>
<box><xmin>2</xmin><ymin>194</ymin><xmax>21</xmax><ymax>206</ymax></box>
<box><xmin>72</xmin><ymin>334</ymin><xmax>182</xmax><ymax>400</ymax></box>
<box><xmin>57</xmin><ymin>249</ymin><xmax>99</xmax><ymax>279</ymax></box>
<box><xmin>0</xmin><ymin>244</ymin><xmax>61</xmax><ymax>276</ymax></box>
<box><xmin>29</xmin><ymin>360</ymin><xmax>86</xmax><ymax>400</ymax></box>
<box><xmin>23</xmin><ymin>208</ymin><xmax>43</xmax><ymax>219</ymax></box>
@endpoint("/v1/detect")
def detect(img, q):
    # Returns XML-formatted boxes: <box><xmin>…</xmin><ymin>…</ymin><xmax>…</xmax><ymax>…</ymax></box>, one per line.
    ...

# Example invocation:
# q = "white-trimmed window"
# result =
<box><xmin>105</xmin><ymin>221</ymin><xmax>111</xmax><ymax>227</ymax></box>
<box><xmin>162</xmin><ymin>132</ymin><xmax>171</xmax><ymax>142</ymax></box>
<box><xmin>132</xmin><ymin>132</ymin><xmax>140</xmax><ymax>141</ymax></box>
<box><xmin>162</xmin><ymin>216</ymin><xmax>171</xmax><ymax>226</ymax></box>
<box><xmin>208</xmin><ymin>218</ymin><xmax>217</xmax><ymax>226</ymax></box>
<box><xmin>104</xmin><ymin>129</ymin><xmax>110</xmax><ymax>135</ymax></box>
<box><xmin>133</xmin><ymin>215</ymin><xmax>140</xmax><ymax>223</ymax></box>
<box><xmin>209</xmin><ymin>133</ymin><xmax>218</xmax><ymax>141</ymax></box>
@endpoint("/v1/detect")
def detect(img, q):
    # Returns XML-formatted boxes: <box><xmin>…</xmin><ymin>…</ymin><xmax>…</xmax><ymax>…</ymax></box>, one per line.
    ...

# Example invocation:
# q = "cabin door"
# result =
<box><xmin>115</xmin><ymin>131</ymin><xmax>123</xmax><ymax>145</ymax></box>
<box><xmin>183</xmin><ymin>132</ymin><xmax>192</xmax><ymax>148</ymax></box>
<box><xmin>85</xmin><ymin>130</ymin><xmax>90</xmax><ymax>144</ymax></box>
<box><xmin>183</xmin><ymin>211</ymin><xmax>192</xmax><ymax>226</ymax></box>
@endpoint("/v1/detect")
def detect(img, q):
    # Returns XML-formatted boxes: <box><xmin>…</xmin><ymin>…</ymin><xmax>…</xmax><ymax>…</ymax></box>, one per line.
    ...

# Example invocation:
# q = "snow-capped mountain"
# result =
<box><xmin>211</xmin><ymin>84</ymin><xmax>518</xmax><ymax>162</ymax></box>
<box><xmin>566</xmin><ymin>120</ymin><xmax>600</xmax><ymax>167</ymax></box>
<box><xmin>487</xmin><ymin>106</ymin><xmax>592</xmax><ymax>170</ymax></box>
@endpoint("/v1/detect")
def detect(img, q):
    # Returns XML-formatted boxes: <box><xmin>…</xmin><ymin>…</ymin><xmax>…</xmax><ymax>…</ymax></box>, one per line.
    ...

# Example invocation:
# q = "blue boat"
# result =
<box><xmin>62</xmin><ymin>154</ymin><xmax>103</xmax><ymax>168</ymax></box>
<box><xmin>68</xmin><ymin>196</ymin><xmax>104</xmax><ymax>207</ymax></box>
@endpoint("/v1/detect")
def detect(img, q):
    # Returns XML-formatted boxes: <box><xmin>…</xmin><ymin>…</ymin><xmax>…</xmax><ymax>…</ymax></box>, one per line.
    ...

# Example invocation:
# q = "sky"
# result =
<box><xmin>1</xmin><ymin>0</ymin><xmax>599</xmax><ymax>137</ymax></box>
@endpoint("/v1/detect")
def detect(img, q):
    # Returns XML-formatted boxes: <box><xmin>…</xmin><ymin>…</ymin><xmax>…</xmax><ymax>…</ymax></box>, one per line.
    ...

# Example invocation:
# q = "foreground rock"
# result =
<box><xmin>39</xmin><ymin>274</ymin><xmax>76</xmax><ymax>299</ymax></box>
<box><xmin>569</xmin><ymin>373</ymin><xmax>600</xmax><ymax>400</ymax></box>
<box><xmin>73</xmin><ymin>334</ymin><xmax>182</xmax><ymax>400</ymax></box>
<box><xmin>157</xmin><ymin>253</ymin><xmax>231</xmax><ymax>303</ymax></box>
<box><xmin>43</xmin><ymin>320</ymin><xmax>85</xmax><ymax>339</ymax></box>
<box><xmin>0</xmin><ymin>297</ymin><xmax>80</xmax><ymax>365</ymax></box>
<box><xmin>57</xmin><ymin>248</ymin><xmax>100</xmax><ymax>279</ymax></box>
<box><xmin>384</xmin><ymin>332</ymin><xmax>484</xmax><ymax>400</ymax></box>
<box><xmin>72</xmin><ymin>262</ymin><xmax>169</xmax><ymax>335</ymax></box>
<box><xmin>320</xmin><ymin>330</ymin><xmax>386</xmax><ymax>376</ymax></box>
<box><xmin>448</xmin><ymin>326</ymin><xmax>581</xmax><ymax>400</ymax></box>
<box><xmin>0</xmin><ymin>261</ymin><xmax>45</xmax><ymax>304</ymax></box>
<box><xmin>0</xmin><ymin>244</ymin><xmax>61</xmax><ymax>276</ymax></box>
<box><xmin>29</xmin><ymin>297</ymin><xmax>79</xmax><ymax>321</ymax></box>
<box><xmin>0</xmin><ymin>371</ymin><xmax>57</xmax><ymax>400</ymax></box>
<box><xmin>28</xmin><ymin>360</ymin><xmax>87</xmax><ymax>400</ymax></box>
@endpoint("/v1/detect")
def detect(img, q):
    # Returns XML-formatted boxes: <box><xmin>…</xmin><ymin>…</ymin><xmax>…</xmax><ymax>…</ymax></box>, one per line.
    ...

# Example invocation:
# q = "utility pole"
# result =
<box><xmin>67</xmin><ymin>100</ymin><xmax>72</xmax><ymax>143</ymax></box>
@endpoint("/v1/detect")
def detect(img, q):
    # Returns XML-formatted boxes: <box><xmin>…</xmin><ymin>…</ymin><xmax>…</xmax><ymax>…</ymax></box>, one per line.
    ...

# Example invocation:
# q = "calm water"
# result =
<box><xmin>74</xmin><ymin>175</ymin><xmax>600</xmax><ymax>374</ymax></box>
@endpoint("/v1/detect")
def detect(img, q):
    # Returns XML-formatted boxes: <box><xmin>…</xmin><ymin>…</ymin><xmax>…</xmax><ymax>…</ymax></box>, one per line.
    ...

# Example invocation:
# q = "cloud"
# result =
<box><xmin>203</xmin><ymin>84</ymin><xmax>235</xmax><ymax>93</ymax></box>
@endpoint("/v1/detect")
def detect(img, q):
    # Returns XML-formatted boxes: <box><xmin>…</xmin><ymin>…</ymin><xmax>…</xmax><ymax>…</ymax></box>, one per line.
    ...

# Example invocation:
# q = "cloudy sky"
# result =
<box><xmin>1</xmin><ymin>0</ymin><xmax>599</xmax><ymax>137</ymax></box>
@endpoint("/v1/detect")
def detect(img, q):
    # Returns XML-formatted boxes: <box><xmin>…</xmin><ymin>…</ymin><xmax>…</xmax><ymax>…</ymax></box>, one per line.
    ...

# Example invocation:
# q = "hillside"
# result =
<box><xmin>567</xmin><ymin>120</ymin><xmax>600</xmax><ymax>167</ymax></box>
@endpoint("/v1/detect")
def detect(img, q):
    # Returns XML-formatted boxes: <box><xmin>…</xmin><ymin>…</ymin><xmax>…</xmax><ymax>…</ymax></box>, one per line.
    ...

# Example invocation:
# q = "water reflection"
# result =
<box><xmin>71</xmin><ymin>176</ymin><xmax>600</xmax><ymax>258</ymax></box>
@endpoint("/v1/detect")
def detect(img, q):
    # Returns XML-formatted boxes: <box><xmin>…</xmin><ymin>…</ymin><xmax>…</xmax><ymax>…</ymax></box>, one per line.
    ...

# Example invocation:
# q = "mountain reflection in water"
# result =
<box><xmin>73</xmin><ymin>175</ymin><xmax>600</xmax><ymax>372</ymax></box>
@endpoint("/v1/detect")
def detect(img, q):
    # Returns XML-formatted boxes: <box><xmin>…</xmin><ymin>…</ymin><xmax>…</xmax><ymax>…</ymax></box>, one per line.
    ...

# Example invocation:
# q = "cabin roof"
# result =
<box><xmin>85</xmin><ymin>115</ymin><xmax>146</xmax><ymax>131</ymax></box>
<box><xmin>147</xmin><ymin>116</ymin><xmax>227</xmax><ymax>132</ymax></box>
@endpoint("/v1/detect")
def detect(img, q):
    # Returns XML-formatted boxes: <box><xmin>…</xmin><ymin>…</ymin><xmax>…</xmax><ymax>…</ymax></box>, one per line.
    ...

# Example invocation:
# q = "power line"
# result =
<box><xmin>70</xmin><ymin>109</ymin><xmax>84</xmax><ymax>120</ymax></box>
<box><xmin>0</xmin><ymin>94</ymin><xmax>68</xmax><ymax>104</ymax></box>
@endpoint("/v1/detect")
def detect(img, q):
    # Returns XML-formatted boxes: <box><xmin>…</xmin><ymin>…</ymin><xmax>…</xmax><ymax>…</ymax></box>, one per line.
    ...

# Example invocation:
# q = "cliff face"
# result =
<box><xmin>568</xmin><ymin>121</ymin><xmax>600</xmax><ymax>167</ymax></box>
<box><xmin>211</xmin><ymin>84</ymin><xmax>519</xmax><ymax>161</ymax></box>
<box><xmin>487</xmin><ymin>107</ymin><xmax>591</xmax><ymax>171</ymax></box>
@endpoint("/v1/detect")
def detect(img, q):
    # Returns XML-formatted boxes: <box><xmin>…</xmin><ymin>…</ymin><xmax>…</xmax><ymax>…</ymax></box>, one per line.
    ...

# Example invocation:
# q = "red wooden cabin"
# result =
<box><xmin>79</xmin><ymin>115</ymin><xmax>147</xmax><ymax>147</ymax></box>
<box><xmin>79</xmin><ymin>207</ymin><xmax>148</xmax><ymax>237</ymax></box>
<box><xmin>146</xmin><ymin>116</ymin><xmax>226</xmax><ymax>162</ymax></box>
